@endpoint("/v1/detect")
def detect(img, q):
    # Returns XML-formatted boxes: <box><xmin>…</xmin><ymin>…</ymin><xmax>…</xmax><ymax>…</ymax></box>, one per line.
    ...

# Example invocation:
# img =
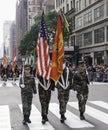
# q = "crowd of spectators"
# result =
<box><xmin>87</xmin><ymin>64</ymin><xmax>108</xmax><ymax>82</ymax></box>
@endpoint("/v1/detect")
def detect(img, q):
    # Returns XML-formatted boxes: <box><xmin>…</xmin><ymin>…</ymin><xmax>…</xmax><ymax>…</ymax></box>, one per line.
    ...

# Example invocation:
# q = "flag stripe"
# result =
<box><xmin>36</xmin><ymin>12</ymin><xmax>51</xmax><ymax>80</ymax></box>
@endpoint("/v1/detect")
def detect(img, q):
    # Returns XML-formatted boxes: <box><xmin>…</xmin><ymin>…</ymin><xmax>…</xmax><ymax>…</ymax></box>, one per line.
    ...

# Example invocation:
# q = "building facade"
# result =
<box><xmin>10</xmin><ymin>22</ymin><xmax>16</xmax><ymax>60</ymax></box>
<box><xmin>42</xmin><ymin>0</ymin><xmax>55</xmax><ymax>14</ymax></box>
<box><xmin>27</xmin><ymin>0</ymin><xmax>43</xmax><ymax>30</ymax></box>
<box><xmin>55</xmin><ymin>0</ymin><xmax>108</xmax><ymax>65</ymax></box>
<box><xmin>16</xmin><ymin>0</ymin><xmax>28</xmax><ymax>60</ymax></box>
<box><xmin>3</xmin><ymin>21</ymin><xmax>13</xmax><ymax>60</ymax></box>
<box><xmin>75</xmin><ymin>0</ymin><xmax>108</xmax><ymax>65</ymax></box>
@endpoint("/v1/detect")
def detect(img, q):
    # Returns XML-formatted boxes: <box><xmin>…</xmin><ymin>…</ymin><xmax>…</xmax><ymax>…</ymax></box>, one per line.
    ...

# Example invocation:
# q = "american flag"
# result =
<box><xmin>36</xmin><ymin>12</ymin><xmax>51</xmax><ymax>80</ymax></box>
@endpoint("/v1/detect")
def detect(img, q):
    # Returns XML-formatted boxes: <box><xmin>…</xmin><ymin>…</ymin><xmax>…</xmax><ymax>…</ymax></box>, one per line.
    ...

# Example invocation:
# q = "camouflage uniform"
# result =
<box><xmin>73</xmin><ymin>67</ymin><xmax>89</xmax><ymax>120</ymax></box>
<box><xmin>19</xmin><ymin>64</ymin><xmax>36</xmax><ymax>124</ymax></box>
<box><xmin>56</xmin><ymin>66</ymin><xmax>72</xmax><ymax>123</ymax></box>
<box><xmin>56</xmin><ymin>86</ymin><xmax>69</xmax><ymax>115</ymax></box>
<box><xmin>37</xmin><ymin>75</ymin><xmax>55</xmax><ymax>124</ymax></box>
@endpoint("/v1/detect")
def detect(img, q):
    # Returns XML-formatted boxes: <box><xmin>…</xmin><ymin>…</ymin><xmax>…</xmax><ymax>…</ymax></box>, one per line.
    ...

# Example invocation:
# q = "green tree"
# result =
<box><xmin>18</xmin><ymin>11</ymin><xmax>69</xmax><ymax>56</ymax></box>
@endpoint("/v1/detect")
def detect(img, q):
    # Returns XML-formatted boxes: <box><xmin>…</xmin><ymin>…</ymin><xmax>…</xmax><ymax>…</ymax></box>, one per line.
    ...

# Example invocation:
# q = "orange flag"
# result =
<box><xmin>50</xmin><ymin>15</ymin><xmax>64</xmax><ymax>82</ymax></box>
<box><xmin>3</xmin><ymin>47</ymin><xmax>8</xmax><ymax>68</ymax></box>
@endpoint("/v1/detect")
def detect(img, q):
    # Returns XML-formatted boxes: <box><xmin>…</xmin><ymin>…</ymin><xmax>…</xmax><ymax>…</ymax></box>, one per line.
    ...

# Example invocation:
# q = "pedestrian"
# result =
<box><xmin>19</xmin><ymin>64</ymin><xmax>37</xmax><ymax>125</ymax></box>
<box><xmin>37</xmin><ymin>75</ymin><xmax>55</xmax><ymax>124</ymax></box>
<box><xmin>72</xmin><ymin>62</ymin><xmax>89</xmax><ymax>120</ymax></box>
<box><xmin>56</xmin><ymin>61</ymin><xmax>72</xmax><ymax>123</ymax></box>
<box><xmin>2</xmin><ymin>66</ymin><xmax>8</xmax><ymax>81</ymax></box>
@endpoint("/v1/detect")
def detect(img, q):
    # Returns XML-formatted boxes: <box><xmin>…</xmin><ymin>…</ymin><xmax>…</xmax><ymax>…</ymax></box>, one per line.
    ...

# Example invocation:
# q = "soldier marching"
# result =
<box><xmin>19</xmin><ymin>64</ymin><xmax>37</xmax><ymax>125</ymax></box>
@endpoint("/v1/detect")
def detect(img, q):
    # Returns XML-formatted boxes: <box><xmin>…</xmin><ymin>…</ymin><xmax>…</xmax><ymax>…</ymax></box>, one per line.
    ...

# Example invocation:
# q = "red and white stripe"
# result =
<box><xmin>36</xmin><ymin>34</ymin><xmax>51</xmax><ymax>80</ymax></box>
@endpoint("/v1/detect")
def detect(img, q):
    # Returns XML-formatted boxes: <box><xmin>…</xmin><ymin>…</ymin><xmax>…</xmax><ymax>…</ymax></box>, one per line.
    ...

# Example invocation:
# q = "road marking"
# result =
<box><xmin>89</xmin><ymin>101</ymin><xmax>108</xmax><ymax>110</ymax></box>
<box><xmin>19</xmin><ymin>104</ymin><xmax>55</xmax><ymax>130</ymax></box>
<box><xmin>0</xmin><ymin>105</ymin><xmax>11</xmax><ymax>130</ymax></box>
<box><xmin>0</xmin><ymin>81</ymin><xmax>19</xmax><ymax>87</ymax></box>
<box><xmin>49</xmin><ymin>103</ymin><xmax>94</xmax><ymax>128</ymax></box>
<box><xmin>68</xmin><ymin>102</ymin><xmax>108</xmax><ymax>124</ymax></box>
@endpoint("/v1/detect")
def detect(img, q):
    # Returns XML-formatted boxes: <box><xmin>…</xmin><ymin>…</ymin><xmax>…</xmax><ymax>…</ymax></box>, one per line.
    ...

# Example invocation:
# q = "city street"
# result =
<box><xmin>0</xmin><ymin>79</ymin><xmax>108</xmax><ymax>130</ymax></box>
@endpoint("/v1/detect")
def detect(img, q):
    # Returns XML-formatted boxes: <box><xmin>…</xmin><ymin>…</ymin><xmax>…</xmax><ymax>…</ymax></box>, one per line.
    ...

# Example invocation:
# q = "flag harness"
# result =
<box><xmin>58</xmin><ymin>67</ymin><xmax>69</xmax><ymax>89</ymax></box>
<box><xmin>38</xmin><ymin>78</ymin><xmax>51</xmax><ymax>90</ymax></box>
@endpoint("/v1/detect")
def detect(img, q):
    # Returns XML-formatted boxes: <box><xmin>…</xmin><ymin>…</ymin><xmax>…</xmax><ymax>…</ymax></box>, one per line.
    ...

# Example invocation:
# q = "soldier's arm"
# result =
<box><xmin>32</xmin><ymin>77</ymin><xmax>37</xmax><ymax>94</ymax></box>
<box><xmin>19</xmin><ymin>77</ymin><xmax>24</xmax><ymax>88</ymax></box>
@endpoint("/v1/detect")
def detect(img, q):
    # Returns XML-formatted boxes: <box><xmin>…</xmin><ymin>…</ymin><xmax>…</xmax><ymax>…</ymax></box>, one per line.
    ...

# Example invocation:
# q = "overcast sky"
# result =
<box><xmin>0</xmin><ymin>0</ymin><xmax>17</xmax><ymax>57</ymax></box>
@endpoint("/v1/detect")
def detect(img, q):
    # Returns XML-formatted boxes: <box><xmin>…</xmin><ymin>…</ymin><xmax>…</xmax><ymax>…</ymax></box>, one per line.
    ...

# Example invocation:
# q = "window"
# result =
<box><xmin>63</xmin><ymin>6</ymin><xmax>65</xmax><ymax>13</ymax></box>
<box><xmin>76</xmin><ymin>35</ymin><xmax>82</xmax><ymax>47</ymax></box>
<box><xmin>106</xmin><ymin>26</ymin><xmax>108</xmax><ymax>41</ymax></box>
<box><xmin>67</xmin><ymin>3</ymin><xmax>69</xmax><ymax>12</ymax></box>
<box><xmin>94</xmin><ymin>5</ymin><xmax>104</xmax><ymax>21</ymax></box>
<box><xmin>33</xmin><ymin>7</ymin><xmax>35</xmax><ymax>12</ymax></box>
<box><xmin>107</xmin><ymin>2</ymin><xmax>108</xmax><ymax>16</ymax></box>
<box><xmin>71</xmin><ymin>1</ymin><xmax>73</xmax><ymax>9</ymax></box>
<box><xmin>89</xmin><ymin>0</ymin><xmax>91</xmax><ymax>4</ymax></box>
<box><xmin>76</xmin><ymin>1</ymin><xmax>79</xmax><ymax>12</ymax></box>
<box><xmin>79</xmin><ymin>0</ymin><xmax>81</xmax><ymax>10</ymax></box>
<box><xmin>84</xmin><ymin>31</ymin><xmax>92</xmax><ymax>46</ymax></box>
<box><xmin>76</xmin><ymin>17</ymin><xmax>82</xmax><ymax>28</ymax></box>
<box><xmin>94</xmin><ymin>27</ymin><xmax>104</xmax><ymax>43</ymax></box>
<box><xmin>71</xmin><ymin>36</ymin><xmax>75</xmax><ymax>46</ymax></box>
<box><xmin>84</xmin><ymin>11</ymin><xmax>92</xmax><ymax>25</ymax></box>
<box><xmin>85</xmin><ymin>0</ymin><xmax>87</xmax><ymax>7</ymax></box>
<box><xmin>56</xmin><ymin>0</ymin><xmax>60</xmax><ymax>8</ymax></box>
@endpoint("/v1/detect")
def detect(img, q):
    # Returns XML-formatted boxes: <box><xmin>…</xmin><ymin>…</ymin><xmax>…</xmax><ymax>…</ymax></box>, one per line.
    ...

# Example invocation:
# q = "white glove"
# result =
<box><xmin>20</xmin><ymin>84</ymin><xmax>25</xmax><ymax>88</ymax></box>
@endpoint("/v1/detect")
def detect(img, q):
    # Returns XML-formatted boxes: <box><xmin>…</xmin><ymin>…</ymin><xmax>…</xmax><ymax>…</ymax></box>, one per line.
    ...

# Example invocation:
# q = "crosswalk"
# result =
<box><xmin>0</xmin><ymin>81</ymin><xmax>19</xmax><ymax>88</ymax></box>
<box><xmin>68</xmin><ymin>102</ymin><xmax>108</xmax><ymax>125</ymax></box>
<box><xmin>0</xmin><ymin>105</ymin><xmax>11</xmax><ymax>130</ymax></box>
<box><xmin>0</xmin><ymin>101</ymin><xmax>108</xmax><ymax>130</ymax></box>
<box><xmin>0</xmin><ymin>79</ymin><xmax>38</xmax><ymax>88</ymax></box>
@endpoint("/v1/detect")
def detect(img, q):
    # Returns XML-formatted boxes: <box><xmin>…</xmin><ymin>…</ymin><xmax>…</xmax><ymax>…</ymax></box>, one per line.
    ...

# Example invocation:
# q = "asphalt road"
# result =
<box><xmin>0</xmin><ymin>79</ymin><xmax>108</xmax><ymax>130</ymax></box>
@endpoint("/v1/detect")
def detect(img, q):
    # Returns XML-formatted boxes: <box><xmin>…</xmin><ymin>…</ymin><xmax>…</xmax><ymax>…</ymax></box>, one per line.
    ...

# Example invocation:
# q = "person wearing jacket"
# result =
<box><xmin>19</xmin><ymin>64</ymin><xmax>37</xmax><ymax>125</ymax></box>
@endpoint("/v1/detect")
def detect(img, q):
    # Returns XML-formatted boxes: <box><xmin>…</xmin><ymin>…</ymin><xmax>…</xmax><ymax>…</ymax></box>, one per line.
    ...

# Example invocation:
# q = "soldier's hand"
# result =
<box><xmin>20</xmin><ymin>84</ymin><xmax>25</xmax><ymax>88</ymax></box>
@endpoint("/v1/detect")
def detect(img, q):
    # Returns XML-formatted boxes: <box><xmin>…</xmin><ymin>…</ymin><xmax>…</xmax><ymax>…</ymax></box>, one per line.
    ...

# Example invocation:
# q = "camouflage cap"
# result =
<box><xmin>24</xmin><ymin>64</ymin><xmax>31</xmax><ymax>70</ymax></box>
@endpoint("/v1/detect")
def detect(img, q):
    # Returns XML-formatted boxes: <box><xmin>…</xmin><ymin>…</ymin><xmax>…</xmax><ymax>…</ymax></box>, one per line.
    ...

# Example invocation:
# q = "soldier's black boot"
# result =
<box><xmin>80</xmin><ymin>112</ymin><xmax>85</xmax><ymax>120</ymax></box>
<box><xmin>60</xmin><ymin>114</ymin><xmax>66</xmax><ymax>123</ymax></box>
<box><xmin>26</xmin><ymin>115</ymin><xmax>31</xmax><ymax>123</ymax></box>
<box><xmin>23</xmin><ymin>115</ymin><xmax>27</xmax><ymax>125</ymax></box>
<box><xmin>45</xmin><ymin>115</ymin><xmax>49</xmax><ymax>121</ymax></box>
<box><xmin>42</xmin><ymin>115</ymin><xmax>46</xmax><ymax>124</ymax></box>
